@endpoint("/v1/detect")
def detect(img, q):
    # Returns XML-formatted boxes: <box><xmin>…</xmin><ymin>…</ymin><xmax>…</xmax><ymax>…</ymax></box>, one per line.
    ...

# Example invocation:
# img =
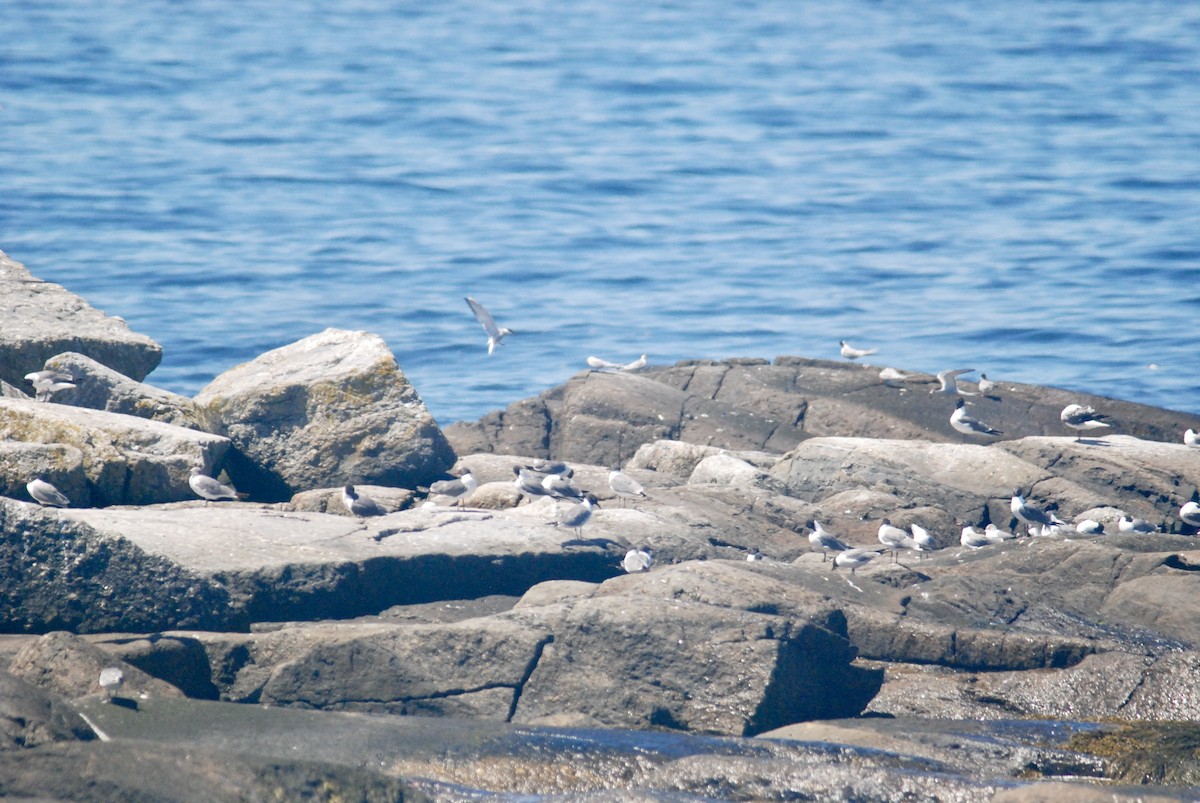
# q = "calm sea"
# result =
<box><xmin>3</xmin><ymin>1</ymin><xmax>1198</xmax><ymax>425</ymax></box>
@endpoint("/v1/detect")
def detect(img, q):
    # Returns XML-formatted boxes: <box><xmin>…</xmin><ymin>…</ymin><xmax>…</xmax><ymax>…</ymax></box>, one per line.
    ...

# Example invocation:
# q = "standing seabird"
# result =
<box><xmin>427</xmin><ymin>470</ymin><xmax>478</xmax><ymax>507</ymax></box>
<box><xmin>877</xmin><ymin>519</ymin><xmax>911</xmax><ymax>562</ymax></box>
<box><xmin>839</xmin><ymin>340</ymin><xmax>877</xmax><ymax>360</ymax></box>
<box><xmin>189</xmin><ymin>467</ymin><xmax>245</xmax><ymax>504</ymax></box>
<box><xmin>950</xmin><ymin>398</ymin><xmax>1002</xmax><ymax>438</ymax></box>
<box><xmin>807</xmin><ymin>520</ymin><xmax>850</xmax><ymax>562</ymax></box>
<box><xmin>342</xmin><ymin>484</ymin><xmax>388</xmax><ymax>517</ymax></box>
<box><xmin>608</xmin><ymin>467</ymin><xmax>647</xmax><ymax>506</ymax></box>
<box><xmin>1010</xmin><ymin>489</ymin><xmax>1063</xmax><ymax>529</ymax></box>
<box><xmin>1060</xmin><ymin>404</ymin><xmax>1110</xmax><ymax>442</ymax></box>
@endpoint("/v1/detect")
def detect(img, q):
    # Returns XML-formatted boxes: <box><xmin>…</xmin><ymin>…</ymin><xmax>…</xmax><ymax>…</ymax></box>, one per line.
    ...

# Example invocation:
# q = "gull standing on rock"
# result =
<box><xmin>877</xmin><ymin>519</ymin><xmax>910</xmax><ymax>562</ymax></box>
<box><xmin>553</xmin><ymin>493</ymin><xmax>600</xmax><ymax>536</ymax></box>
<box><xmin>542</xmin><ymin>471</ymin><xmax>584</xmax><ymax>502</ymax></box>
<box><xmin>909</xmin><ymin>522</ymin><xmax>936</xmax><ymax>553</ymax></box>
<box><xmin>26</xmin><ymin>478</ymin><xmax>70</xmax><ymax>508</ymax></box>
<box><xmin>930</xmin><ymin>368</ymin><xmax>977</xmax><ymax>397</ymax></box>
<box><xmin>189</xmin><ymin>467</ymin><xmax>245</xmax><ymax>504</ymax></box>
<box><xmin>832</xmin><ymin>548</ymin><xmax>877</xmax><ymax>574</ymax></box>
<box><xmin>621</xmin><ymin>354</ymin><xmax>647</xmax><ymax>372</ymax></box>
<box><xmin>427</xmin><ymin>470</ymin><xmax>478</xmax><ymax>507</ymax></box>
<box><xmin>342</xmin><ymin>484</ymin><xmax>387</xmax><ymax>517</ymax></box>
<box><xmin>950</xmin><ymin>398</ymin><xmax>1002</xmax><ymax>438</ymax></box>
<box><xmin>839</xmin><ymin>340</ymin><xmax>877</xmax><ymax>360</ymax></box>
<box><xmin>1010</xmin><ymin>489</ymin><xmax>1064</xmax><ymax>529</ymax></box>
<box><xmin>1060</xmin><ymin>404</ymin><xmax>1110</xmax><ymax>442</ymax></box>
<box><xmin>24</xmin><ymin>369</ymin><xmax>75</xmax><ymax>402</ymax></box>
<box><xmin>622</xmin><ymin>548</ymin><xmax>653</xmax><ymax>573</ymax></box>
<box><xmin>98</xmin><ymin>667</ymin><xmax>125</xmax><ymax>700</ymax></box>
<box><xmin>977</xmin><ymin>373</ymin><xmax>996</xmax><ymax>396</ymax></box>
<box><xmin>1185</xmin><ymin>429</ymin><xmax>1198</xmax><ymax>448</ymax></box>
<box><xmin>608</xmin><ymin>467</ymin><xmax>647</xmax><ymax>506</ymax></box>
<box><xmin>465</xmin><ymin>296</ymin><xmax>514</xmax><ymax>355</ymax></box>
<box><xmin>807</xmin><ymin>520</ymin><xmax>850</xmax><ymax>562</ymax></box>
<box><xmin>513</xmin><ymin>466</ymin><xmax>552</xmax><ymax>504</ymax></box>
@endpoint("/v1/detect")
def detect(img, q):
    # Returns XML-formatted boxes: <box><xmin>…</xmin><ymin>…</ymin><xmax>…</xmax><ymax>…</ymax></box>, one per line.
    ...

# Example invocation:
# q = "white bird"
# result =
<box><xmin>1060</xmin><ymin>404</ymin><xmax>1110</xmax><ymax>442</ymax></box>
<box><xmin>342</xmin><ymin>484</ymin><xmax>387</xmax><ymax>517</ymax></box>
<box><xmin>608</xmin><ymin>468</ymin><xmax>647</xmax><ymax>506</ymax></box>
<box><xmin>189</xmin><ymin>468</ymin><xmax>245</xmax><ymax>504</ymax></box>
<box><xmin>24</xmin><ymin>369</ymin><xmax>76</xmax><ymax>402</ymax></box>
<box><xmin>1010</xmin><ymin>490</ymin><xmax>1064</xmax><ymax>528</ymax></box>
<box><xmin>621</xmin><ymin>354</ymin><xmax>647</xmax><ymax>372</ymax></box>
<box><xmin>1180</xmin><ymin>502</ymin><xmax>1200</xmax><ymax>529</ymax></box>
<box><xmin>879</xmin><ymin>367</ymin><xmax>914</xmax><ymax>388</ymax></box>
<box><xmin>746</xmin><ymin>551</ymin><xmax>765</xmax><ymax>562</ymax></box>
<box><xmin>586</xmin><ymin>356</ymin><xmax>622</xmax><ymax>372</ymax></box>
<box><xmin>427</xmin><ymin>470</ymin><xmax>478</xmax><ymax>507</ymax></box>
<box><xmin>831</xmin><ymin>548</ymin><xmax>878</xmax><ymax>574</ymax></box>
<box><xmin>465</xmin><ymin>296</ymin><xmax>514</xmax><ymax>355</ymax></box>
<box><xmin>26</xmin><ymin>478</ymin><xmax>70</xmax><ymax>508</ymax></box>
<box><xmin>1118</xmin><ymin>516</ymin><xmax>1157</xmax><ymax>534</ymax></box>
<box><xmin>984</xmin><ymin>523</ymin><xmax>1016</xmax><ymax>543</ymax></box>
<box><xmin>553</xmin><ymin>493</ymin><xmax>600</xmax><ymax>536</ymax></box>
<box><xmin>977</xmin><ymin>373</ymin><xmax>996</xmax><ymax>396</ymax></box>
<box><xmin>807</xmin><ymin>520</ymin><xmax>850</xmax><ymax>562</ymax></box>
<box><xmin>1075</xmin><ymin>519</ymin><xmax>1105</xmax><ymax>535</ymax></box>
<box><xmin>951</xmin><ymin>397</ymin><xmax>1002</xmax><ymax>438</ymax></box>
<box><xmin>542</xmin><ymin>471</ymin><xmax>584</xmax><ymax>501</ymax></box>
<box><xmin>839</xmin><ymin>340</ymin><xmax>877</xmax><ymax>360</ymax></box>
<box><xmin>930</xmin><ymin>368</ymin><xmax>977</xmax><ymax>396</ymax></box>
<box><xmin>622</xmin><ymin>548</ymin><xmax>653</xmax><ymax>573</ymax></box>
<box><xmin>1185</xmin><ymin>429</ymin><xmax>1199</xmax><ymax>448</ymax></box>
<box><xmin>960</xmin><ymin>526</ymin><xmax>991</xmax><ymax>549</ymax></box>
<box><xmin>909</xmin><ymin>522</ymin><xmax>936</xmax><ymax>552</ymax></box>
<box><xmin>877</xmin><ymin>519</ymin><xmax>911</xmax><ymax>562</ymax></box>
<box><xmin>98</xmin><ymin>667</ymin><xmax>125</xmax><ymax>698</ymax></box>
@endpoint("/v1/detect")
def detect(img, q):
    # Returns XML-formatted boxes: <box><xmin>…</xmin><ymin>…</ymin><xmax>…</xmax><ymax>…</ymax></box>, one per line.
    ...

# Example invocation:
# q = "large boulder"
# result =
<box><xmin>194</xmin><ymin>328</ymin><xmax>455</xmax><ymax>501</ymax></box>
<box><xmin>39</xmin><ymin>351</ymin><xmax>205</xmax><ymax>429</ymax></box>
<box><xmin>0</xmin><ymin>499</ymin><xmax>234</xmax><ymax>634</ymax></box>
<box><xmin>0</xmin><ymin>396</ymin><xmax>230</xmax><ymax>506</ymax></box>
<box><xmin>445</xmin><ymin>356</ymin><xmax>1200</xmax><ymax>464</ymax></box>
<box><xmin>9</xmin><ymin>631</ymin><xmax>185</xmax><ymax>700</ymax></box>
<box><xmin>0</xmin><ymin>249</ymin><xmax>162</xmax><ymax>388</ymax></box>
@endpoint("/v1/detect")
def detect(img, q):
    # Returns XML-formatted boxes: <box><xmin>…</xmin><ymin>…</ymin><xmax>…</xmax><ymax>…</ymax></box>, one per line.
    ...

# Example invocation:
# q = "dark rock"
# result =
<box><xmin>0</xmin><ymin>670</ymin><xmax>94</xmax><ymax>749</ymax></box>
<box><xmin>445</xmin><ymin>355</ymin><xmax>1200</xmax><ymax>465</ymax></box>
<box><xmin>0</xmin><ymin>500</ymin><xmax>234</xmax><ymax>634</ymax></box>
<box><xmin>194</xmin><ymin>328</ymin><xmax>456</xmax><ymax>501</ymax></box>
<box><xmin>8</xmin><ymin>631</ymin><xmax>184</xmax><ymax>700</ymax></box>
<box><xmin>0</xmin><ymin>249</ymin><xmax>162</xmax><ymax>388</ymax></box>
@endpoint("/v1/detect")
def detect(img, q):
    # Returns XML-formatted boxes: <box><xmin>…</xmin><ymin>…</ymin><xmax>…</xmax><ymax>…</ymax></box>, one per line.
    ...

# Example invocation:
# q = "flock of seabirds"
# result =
<box><xmin>14</xmin><ymin>298</ymin><xmax>1200</xmax><ymax>578</ymax></box>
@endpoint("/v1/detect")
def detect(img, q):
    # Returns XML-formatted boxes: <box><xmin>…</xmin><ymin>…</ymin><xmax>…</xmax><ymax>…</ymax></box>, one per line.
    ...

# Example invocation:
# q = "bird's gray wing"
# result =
<box><xmin>465</xmin><ymin>297</ymin><xmax>501</xmax><ymax>339</ymax></box>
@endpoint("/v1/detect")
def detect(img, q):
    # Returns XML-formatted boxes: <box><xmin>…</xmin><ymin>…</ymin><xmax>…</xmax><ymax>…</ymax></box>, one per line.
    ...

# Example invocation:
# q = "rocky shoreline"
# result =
<box><xmin>4</xmin><ymin>248</ymin><xmax>1200</xmax><ymax>801</ymax></box>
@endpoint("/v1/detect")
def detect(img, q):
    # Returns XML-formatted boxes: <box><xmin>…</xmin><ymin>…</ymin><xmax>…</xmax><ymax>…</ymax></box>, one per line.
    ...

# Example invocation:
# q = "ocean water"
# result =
<box><xmin>2</xmin><ymin>0</ymin><xmax>1198</xmax><ymax>425</ymax></box>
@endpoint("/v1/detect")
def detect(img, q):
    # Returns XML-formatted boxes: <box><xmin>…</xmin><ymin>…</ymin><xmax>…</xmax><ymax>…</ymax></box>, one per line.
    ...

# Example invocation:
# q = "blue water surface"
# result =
<box><xmin>2</xmin><ymin>0</ymin><xmax>1198</xmax><ymax>424</ymax></box>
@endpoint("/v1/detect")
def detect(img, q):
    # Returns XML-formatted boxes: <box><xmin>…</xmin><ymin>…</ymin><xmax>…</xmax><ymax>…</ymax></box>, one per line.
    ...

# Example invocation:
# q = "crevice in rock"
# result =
<box><xmin>506</xmin><ymin>633</ymin><xmax>554</xmax><ymax>722</ymax></box>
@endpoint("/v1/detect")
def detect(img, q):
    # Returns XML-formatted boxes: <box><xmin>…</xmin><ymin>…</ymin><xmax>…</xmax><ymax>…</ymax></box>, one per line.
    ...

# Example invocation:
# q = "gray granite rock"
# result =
<box><xmin>445</xmin><ymin>355</ymin><xmax>1200</xmax><ymax>466</ymax></box>
<box><xmin>38</xmin><ymin>351</ymin><xmax>205</xmax><ymax>429</ymax></box>
<box><xmin>0</xmin><ymin>249</ymin><xmax>162</xmax><ymax>388</ymax></box>
<box><xmin>9</xmin><ymin>631</ymin><xmax>184</xmax><ymax>700</ymax></box>
<box><xmin>0</xmin><ymin>397</ymin><xmax>230</xmax><ymax>506</ymax></box>
<box><xmin>194</xmin><ymin>328</ymin><xmax>455</xmax><ymax>501</ymax></box>
<box><xmin>0</xmin><ymin>499</ymin><xmax>234</xmax><ymax>634</ymax></box>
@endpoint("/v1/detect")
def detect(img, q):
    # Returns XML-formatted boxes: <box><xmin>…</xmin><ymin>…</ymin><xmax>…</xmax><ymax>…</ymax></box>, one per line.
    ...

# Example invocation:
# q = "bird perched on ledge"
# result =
<box><xmin>1060</xmin><ymin>403</ymin><xmax>1110</xmax><ymax>442</ymax></box>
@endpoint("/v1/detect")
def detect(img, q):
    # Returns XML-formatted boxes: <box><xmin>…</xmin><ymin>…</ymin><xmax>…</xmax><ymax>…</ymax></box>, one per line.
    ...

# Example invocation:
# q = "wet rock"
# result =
<box><xmin>9</xmin><ymin>631</ymin><xmax>184</xmax><ymax>700</ymax></box>
<box><xmin>0</xmin><ymin>499</ymin><xmax>234</xmax><ymax>634</ymax></box>
<box><xmin>0</xmin><ymin>397</ymin><xmax>230</xmax><ymax>506</ymax></box>
<box><xmin>39</xmin><ymin>351</ymin><xmax>205</xmax><ymax>429</ymax></box>
<box><xmin>0</xmin><ymin>670</ymin><xmax>94</xmax><ymax>749</ymax></box>
<box><xmin>194</xmin><ymin>328</ymin><xmax>455</xmax><ymax>501</ymax></box>
<box><xmin>0</xmin><ymin>249</ymin><xmax>162</xmax><ymax>388</ymax></box>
